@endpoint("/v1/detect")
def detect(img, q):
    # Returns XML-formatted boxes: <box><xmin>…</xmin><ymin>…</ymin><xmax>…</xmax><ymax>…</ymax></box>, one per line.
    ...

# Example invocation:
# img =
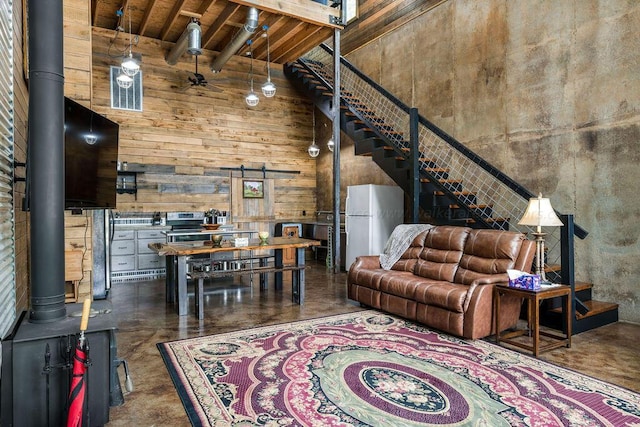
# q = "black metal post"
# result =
<box><xmin>560</xmin><ymin>214</ymin><xmax>586</xmax><ymax>333</ymax></box>
<box><xmin>332</xmin><ymin>28</ymin><xmax>341</xmax><ymax>273</ymax></box>
<box><xmin>28</xmin><ymin>0</ymin><xmax>66</xmax><ymax>322</ymax></box>
<box><xmin>410</xmin><ymin>108</ymin><xmax>419</xmax><ymax>223</ymax></box>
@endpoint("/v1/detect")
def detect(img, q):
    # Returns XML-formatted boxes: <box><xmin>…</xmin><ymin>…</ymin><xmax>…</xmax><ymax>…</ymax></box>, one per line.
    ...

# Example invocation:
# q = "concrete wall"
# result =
<box><xmin>344</xmin><ymin>0</ymin><xmax>639</xmax><ymax>323</ymax></box>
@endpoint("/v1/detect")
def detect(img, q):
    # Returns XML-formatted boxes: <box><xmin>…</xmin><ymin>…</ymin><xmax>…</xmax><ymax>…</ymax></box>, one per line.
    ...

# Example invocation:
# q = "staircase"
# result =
<box><xmin>284</xmin><ymin>43</ymin><xmax>619</xmax><ymax>335</ymax></box>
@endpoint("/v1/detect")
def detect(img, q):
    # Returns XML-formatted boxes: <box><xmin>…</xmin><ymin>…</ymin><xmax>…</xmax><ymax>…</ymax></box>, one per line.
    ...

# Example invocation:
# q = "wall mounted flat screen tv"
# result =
<box><xmin>64</xmin><ymin>97</ymin><xmax>119</xmax><ymax>209</ymax></box>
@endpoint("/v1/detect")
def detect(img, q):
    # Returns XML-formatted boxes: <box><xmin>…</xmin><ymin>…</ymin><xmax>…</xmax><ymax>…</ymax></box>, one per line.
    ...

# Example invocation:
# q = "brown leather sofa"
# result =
<box><xmin>347</xmin><ymin>225</ymin><xmax>536</xmax><ymax>339</ymax></box>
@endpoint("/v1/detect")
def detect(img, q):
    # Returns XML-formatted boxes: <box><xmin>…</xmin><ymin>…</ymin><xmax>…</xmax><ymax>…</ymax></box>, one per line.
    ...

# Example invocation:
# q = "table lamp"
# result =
<box><xmin>518</xmin><ymin>193</ymin><xmax>564</xmax><ymax>283</ymax></box>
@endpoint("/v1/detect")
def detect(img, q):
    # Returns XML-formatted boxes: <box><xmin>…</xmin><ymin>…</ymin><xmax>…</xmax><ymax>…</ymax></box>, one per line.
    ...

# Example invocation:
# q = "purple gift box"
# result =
<box><xmin>508</xmin><ymin>273</ymin><xmax>541</xmax><ymax>291</ymax></box>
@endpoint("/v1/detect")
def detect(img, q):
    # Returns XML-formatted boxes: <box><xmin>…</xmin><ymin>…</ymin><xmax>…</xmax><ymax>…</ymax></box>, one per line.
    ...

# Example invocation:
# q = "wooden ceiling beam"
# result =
<box><xmin>138</xmin><ymin>0</ymin><xmax>160</xmax><ymax>36</ymax></box>
<box><xmin>201</xmin><ymin>3</ymin><xmax>241</xmax><ymax>50</ymax></box>
<box><xmin>229</xmin><ymin>0</ymin><xmax>342</xmax><ymax>29</ymax></box>
<box><xmin>270</xmin><ymin>24</ymin><xmax>321</xmax><ymax>64</ymax></box>
<box><xmin>197</xmin><ymin>0</ymin><xmax>218</xmax><ymax>16</ymax></box>
<box><xmin>91</xmin><ymin>0</ymin><xmax>100</xmax><ymax>26</ymax></box>
<box><xmin>236</xmin><ymin>14</ymin><xmax>285</xmax><ymax>58</ymax></box>
<box><xmin>253</xmin><ymin>20</ymin><xmax>303</xmax><ymax>60</ymax></box>
<box><xmin>279</xmin><ymin>27</ymin><xmax>333</xmax><ymax>63</ymax></box>
<box><xmin>159</xmin><ymin>0</ymin><xmax>188</xmax><ymax>41</ymax></box>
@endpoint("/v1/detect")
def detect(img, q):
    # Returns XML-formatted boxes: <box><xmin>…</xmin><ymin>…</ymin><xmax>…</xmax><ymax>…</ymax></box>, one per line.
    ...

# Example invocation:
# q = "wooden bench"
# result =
<box><xmin>189</xmin><ymin>263</ymin><xmax>306</xmax><ymax>320</ymax></box>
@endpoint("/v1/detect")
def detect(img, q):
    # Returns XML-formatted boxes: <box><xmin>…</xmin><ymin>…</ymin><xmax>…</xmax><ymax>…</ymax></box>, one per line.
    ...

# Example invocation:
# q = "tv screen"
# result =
<box><xmin>64</xmin><ymin>97</ymin><xmax>119</xmax><ymax>209</ymax></box>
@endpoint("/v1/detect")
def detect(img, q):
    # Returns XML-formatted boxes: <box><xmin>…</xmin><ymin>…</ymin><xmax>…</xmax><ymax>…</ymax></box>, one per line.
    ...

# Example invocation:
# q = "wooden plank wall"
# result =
<box><xmin>90</xmin><ymin>27</ymin><xmax>317</xmax><ymax>227</ymax></box>
<box><xmin>341</xmin><ymin>0</ymin><xmax>446</xmax><ymax>54</ymax></box>
<box><xmin>63</xmin><ymin>0</ymin><xmax>94</xmax><ymax>300</ymax></box>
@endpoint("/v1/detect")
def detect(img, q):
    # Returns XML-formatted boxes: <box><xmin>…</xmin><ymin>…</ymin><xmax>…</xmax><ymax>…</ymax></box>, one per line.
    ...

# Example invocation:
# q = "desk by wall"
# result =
<box><xmin>148</xmin><ymin>237</ymin><xmax>320</xmax><ymax>316</ymax></box>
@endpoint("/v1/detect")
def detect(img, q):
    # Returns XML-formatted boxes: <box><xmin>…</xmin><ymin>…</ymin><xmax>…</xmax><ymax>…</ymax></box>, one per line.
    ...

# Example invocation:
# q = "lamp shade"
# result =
<box><xmin>261</xmin><ymin>80</ymin><xmax>276</xmax><ymax>97</ymax></box>
<box><xmin>245</xmin><ymin>91</ymin><xmax>259</xmax><ymax>107</ymax></box>
<box><xmin>116</xmin><ymin>73</ymin><xmax>133</xmax><ymax>89</ymax></box>
<box><xmin>84</xmin><ymin>134</ymin><xmax>98</xmax><ymax>145</ymax></box>
<box><xmin>518</xmin><ymin>194</ymin><xmax>564</xmax><ymax>229</ymax></box>
<box><xmin>121</xmin><ymin>53</ymin><xmax>140</xmax><ymax>77</ymax></box>
<box><xmin>308</xmin><ymin>143</ymin><xmax>320</xmax><ymax>158</ymax></box>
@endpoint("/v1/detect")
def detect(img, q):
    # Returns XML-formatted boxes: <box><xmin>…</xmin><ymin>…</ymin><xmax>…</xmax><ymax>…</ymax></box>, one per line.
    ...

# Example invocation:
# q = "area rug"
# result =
<box><xmin>157</xmin><ymin>310</ymin><xmax>640</xmax><ymax>426</ymax></box>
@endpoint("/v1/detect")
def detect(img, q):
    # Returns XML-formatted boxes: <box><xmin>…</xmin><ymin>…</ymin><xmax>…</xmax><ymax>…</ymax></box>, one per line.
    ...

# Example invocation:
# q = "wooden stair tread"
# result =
<box><xmin>421</xmin><ymin>178</ymin><xmax>461</xmax><ymax>184</ymax></box>
<box><xmin>550</xmin><ymin>299</ymin><xmax>619</xmax><ymax>320</ymax></box>
<box><xmin>465</xmin><ymin>217</ymin><xmax>509</xmax><ymax>224</ymax></box>
<box><xmin>434</xmin><ymin>190</ymin><xmax>473</xmax><ymax>196</ymax></box>
<box><xmin>545</xmin><ymin>264</ymin><xmax>562</xmax><ymax>273</ymax></box>
<box><xmin>575</xmin><ymin>281</ymin><xmax>592</xmax><ymax>292</ymax></box>
<box><xmin>449</xmin><ymin>204</ymin><xmax>491</xmax><ymax>209</ymax></box>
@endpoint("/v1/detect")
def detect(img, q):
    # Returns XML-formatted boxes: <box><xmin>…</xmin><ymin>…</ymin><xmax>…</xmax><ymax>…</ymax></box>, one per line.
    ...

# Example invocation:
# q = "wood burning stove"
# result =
<box><xmin>1</xmin><ymin>301</ymin><xmax>121</xmax><ymax>426</ymax></box>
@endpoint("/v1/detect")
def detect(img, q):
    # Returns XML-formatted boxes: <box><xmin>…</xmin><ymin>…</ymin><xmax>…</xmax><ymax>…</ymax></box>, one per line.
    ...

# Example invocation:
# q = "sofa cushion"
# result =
<box><xmin>378</xmin><ymin>272</ymin><xmax>440</xmax><ymax>300</ymax></box>
<box><xmin>390</xmin><ymin>230</ymin><xmax>430</xmax><ymax>272</ymax></box>
<box><xmin>413</xmin><ymin>281</ymin><xmax>471</xmax><ymax>313</ymax></box>
<box><xmin>348</xmin><ymin>267</ymin><xmax>388</xmax><ymax>290</ymax></box>
<box><xmin>414</xmin><ymin>226</ymin><xmax>470</xmax><ymax>282</ymax></box>
<box><xmin>454</xmin><ymin>229</ymin><xmax>525</xmax><ymax>285</ymax></box>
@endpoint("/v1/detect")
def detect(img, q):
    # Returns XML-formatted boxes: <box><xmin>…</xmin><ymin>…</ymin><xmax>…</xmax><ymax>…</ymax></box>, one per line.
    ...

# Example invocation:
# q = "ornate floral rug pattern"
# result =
<box><xmin>157</xmin><ymin>311</ymin><xmax>640</xmax><ymax>426</ymax></box>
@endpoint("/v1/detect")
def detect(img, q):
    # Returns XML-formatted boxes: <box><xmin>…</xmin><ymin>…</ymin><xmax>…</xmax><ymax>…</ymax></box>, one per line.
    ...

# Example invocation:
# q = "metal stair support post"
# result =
<box><xmin>410</xmin><ymin>108</ymin><xmax>419</xmax><ymax>223</ymax></box>
<box><xmin>332</xmin><ymin>28</ymin><xmax>342</xmax><ymax>273</ymax></box>
<box><xmin>560</xmin><ymin>215</ymin><xmax>589</xmax><ymax>327</ymax></box>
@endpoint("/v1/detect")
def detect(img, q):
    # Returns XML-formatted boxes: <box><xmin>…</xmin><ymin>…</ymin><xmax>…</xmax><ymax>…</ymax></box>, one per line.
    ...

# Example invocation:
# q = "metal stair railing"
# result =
<box><xmin>298</xmin><ymin>43</ymin><xmax>588</xmax><ymax>278</ymax></box>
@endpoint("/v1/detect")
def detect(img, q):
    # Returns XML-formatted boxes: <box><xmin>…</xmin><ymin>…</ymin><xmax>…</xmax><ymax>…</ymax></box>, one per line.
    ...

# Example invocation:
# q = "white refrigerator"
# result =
<box><xmin>345</xmin><ymin>184</ymin><xmax>404</xmax><ymax>269</ymax></box>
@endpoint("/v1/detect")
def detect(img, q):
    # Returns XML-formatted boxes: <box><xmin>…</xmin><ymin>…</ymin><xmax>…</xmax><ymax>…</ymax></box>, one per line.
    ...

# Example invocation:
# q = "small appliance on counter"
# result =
<box><xmin>152</xmin><ymin>212</ymin><xmax>164</xmax><ymax>226</ymax></box>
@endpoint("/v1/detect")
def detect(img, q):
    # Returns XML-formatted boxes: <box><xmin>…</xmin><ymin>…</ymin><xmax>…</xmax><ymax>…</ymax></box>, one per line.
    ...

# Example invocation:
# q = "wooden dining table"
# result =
<box><xmin>148</xmin><ymin>237</ymin><xmax>321</xmax><ymax>316</ymax></box>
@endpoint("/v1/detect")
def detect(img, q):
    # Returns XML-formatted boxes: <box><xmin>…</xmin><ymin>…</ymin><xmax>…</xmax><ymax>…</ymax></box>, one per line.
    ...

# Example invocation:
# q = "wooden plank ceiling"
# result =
<box><xmin>90</xmin><ymin>0</ymin><xmax>341</xmax><ymax>65</ymax></box>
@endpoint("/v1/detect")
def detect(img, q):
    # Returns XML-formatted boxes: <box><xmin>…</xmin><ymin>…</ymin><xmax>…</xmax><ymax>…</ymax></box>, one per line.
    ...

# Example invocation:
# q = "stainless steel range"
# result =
<box><xmin>166</xmin><ymin>211</ymin><xmax>206</xmax><ymax>232</ymax></box>
<box><xmin>165</xmin><ymin>211</ymin><xmax>235</xmax><ymax>274</ymax></box>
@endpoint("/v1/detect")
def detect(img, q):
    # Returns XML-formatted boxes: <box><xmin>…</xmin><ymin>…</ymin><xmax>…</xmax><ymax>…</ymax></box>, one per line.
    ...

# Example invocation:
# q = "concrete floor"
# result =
<box><xmin>106</xmin><ymin>261</ymin><xmax>640</xmax><ymax>426</ymax></box>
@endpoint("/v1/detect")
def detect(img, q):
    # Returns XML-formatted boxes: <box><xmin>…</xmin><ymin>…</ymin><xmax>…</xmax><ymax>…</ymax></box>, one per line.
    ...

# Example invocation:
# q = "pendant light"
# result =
<box><xmin>327</xmin><ymin>137</ymin><xmax>335</xmax><ymax>152</ymax></box>
<box><xmin>261</xmin><ymin>25</ymin><xmax>276</xmax><ymax>98</ymax></box>
<box><xmin>308</xmin><ymin>108</ymin><xmax>320</xmax><ymax>158</ymax></box>
<box><xmin>121</xmin><ymin>5</ymin><xmax>139</xmax><ymax>77</ymax></box>
<box><xmin>245</xmin><ymin>40</ymin><xmax>259</xmax><ymax>107</ymax></box>
<box><xmin>84</xmin><ymin>111</ymin><xmax>97</xmax><ymax>145</ymax></box>
<box><xmin>116</xmin><ymin>73</ymin><xmax>133</xmax><ymax>89</ymax></box>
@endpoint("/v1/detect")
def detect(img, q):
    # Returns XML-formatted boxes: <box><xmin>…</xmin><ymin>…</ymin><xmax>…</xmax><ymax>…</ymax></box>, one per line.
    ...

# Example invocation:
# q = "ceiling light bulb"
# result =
<box><xmin>121</xmin><ymin>53</ymin><xmax>140</xmax><ymax>77</ymax></box>
<box><xmin>308</xmin><ymin>143</ymin><xmax>320</xmax><ymax>158</ymax></box>
<box><xmin>245</xmin><ymin>91</ymin><xmax>259</xmax><ymax>107</ymax></box>
<box><xmin>116</xmin><ymin>73</ymin><xmax>133</xmax><ymax>89</ymax></box>
<box><xmin>261</xmin><ymin>80</ymin><xmax>276</xmax><ymax>98</ymax></box>
<box><xmin>327</xmin><ymin>137</ymin><xmax>335</xmax><ymax>152</ymax></box>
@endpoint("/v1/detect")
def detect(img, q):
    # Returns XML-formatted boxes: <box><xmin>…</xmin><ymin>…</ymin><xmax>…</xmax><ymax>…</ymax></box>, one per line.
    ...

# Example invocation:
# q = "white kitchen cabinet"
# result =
<box><xmin>110</xmin><ymin>225</ymin><xmax>170</xmax><ymax>282</ymax></box>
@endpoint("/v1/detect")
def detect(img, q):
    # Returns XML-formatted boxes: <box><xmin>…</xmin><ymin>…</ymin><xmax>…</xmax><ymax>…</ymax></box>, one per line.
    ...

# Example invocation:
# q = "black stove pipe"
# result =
<box><xmin>28</xmin><ymin>0</ymin><xmax>66</xmax><ymax>322</ymax></box>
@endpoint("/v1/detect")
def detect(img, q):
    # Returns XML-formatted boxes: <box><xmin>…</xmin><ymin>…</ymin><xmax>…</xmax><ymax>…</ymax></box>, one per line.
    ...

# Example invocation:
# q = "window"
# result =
<box><xmin>344</xmin><ymin>0</ymin><xmax>358</xmax><ymax>24</ymax></box>
<box><xmin>110</xmin><ymin>66</ymin><xmax>143</xmax><ymax>111</ymax></box>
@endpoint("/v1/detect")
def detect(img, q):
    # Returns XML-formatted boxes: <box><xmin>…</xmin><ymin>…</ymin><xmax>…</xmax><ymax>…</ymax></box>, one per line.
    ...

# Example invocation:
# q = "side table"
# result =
<box><xmin>494</xmin><ymin>283</ymin><xmax>572</xmax><ymax>356</ymax></box>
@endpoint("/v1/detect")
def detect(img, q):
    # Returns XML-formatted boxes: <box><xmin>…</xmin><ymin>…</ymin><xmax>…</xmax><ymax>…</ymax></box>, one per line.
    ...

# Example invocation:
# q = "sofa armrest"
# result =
<box><xmin>350</xmin><ymin>255</ymin><xmax>381</xmax><ymax>271</ymax></box>
<box><xmin>470</xmin><ymin>273</ymin><xmax>509</xmax><ymax>286</ymax></box>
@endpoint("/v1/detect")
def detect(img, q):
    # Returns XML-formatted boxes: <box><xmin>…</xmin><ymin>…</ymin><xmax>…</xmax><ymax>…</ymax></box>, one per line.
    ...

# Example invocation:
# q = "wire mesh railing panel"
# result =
<box><xmin>417</xmin><ymin>125</ymin><xmax>562</xmax><ymax>266</ymax></box>
<box><xmin>299</xmin><ymin>45</ymin><xmax>564</xmax><ymax>271</ymax></box>
<box><xmin>302</xmin><ymin>47</ymin><xmax>410</xmax><ymax>152</ymax></box>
